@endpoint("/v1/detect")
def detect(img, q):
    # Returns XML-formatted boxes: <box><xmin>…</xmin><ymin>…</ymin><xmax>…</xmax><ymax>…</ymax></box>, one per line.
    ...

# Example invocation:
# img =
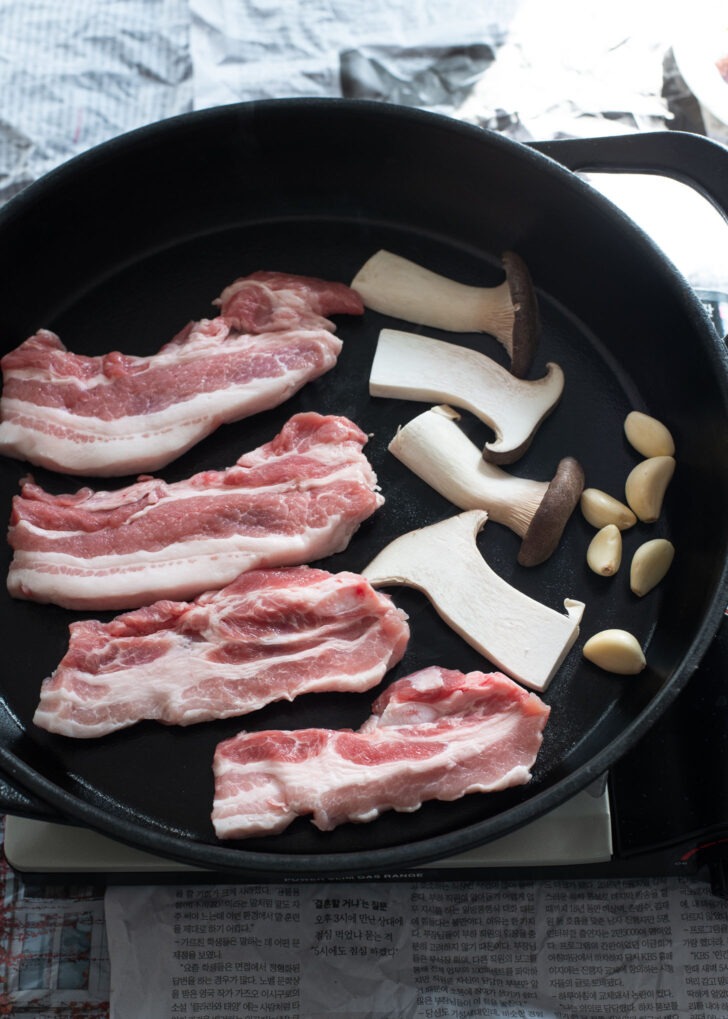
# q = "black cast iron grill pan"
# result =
<box><xmin>0</xmin><ymin>99</ymin><xmax>727</xmax><ymax>877</ymax></box>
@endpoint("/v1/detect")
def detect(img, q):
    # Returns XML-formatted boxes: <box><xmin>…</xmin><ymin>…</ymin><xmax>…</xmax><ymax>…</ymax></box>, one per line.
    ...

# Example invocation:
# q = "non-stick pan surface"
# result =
<box><xmin>1</xmin><ymin>99</ymin><xmax>728</xmax><ymax>875</ymax></box>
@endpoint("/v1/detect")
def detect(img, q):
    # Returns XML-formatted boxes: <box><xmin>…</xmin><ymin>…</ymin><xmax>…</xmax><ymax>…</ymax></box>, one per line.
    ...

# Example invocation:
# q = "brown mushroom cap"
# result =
<box><xmin>518</xmin><ymin>456</ymin><xmax>585</xmax><ymax>567</ymax></box>
<box><xmin>502</xmin><ymin>250</ymin><xmax>541</xmax><ymax>379</ymax></box>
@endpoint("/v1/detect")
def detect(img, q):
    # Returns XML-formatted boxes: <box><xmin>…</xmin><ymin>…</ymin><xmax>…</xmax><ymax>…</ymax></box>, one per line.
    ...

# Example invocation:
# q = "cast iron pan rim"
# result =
<box><xmin>4</xmin><ymin>95</ymin><xmax>725</xmax><ymax>381</ymax></box>
<box><xmin>3</xmin><ymin>94</ymin><xmax>725</xmax><ymax>380</ymax></box>
<box><xmin>2</xmin><ymin>97</ymin><xmax>728</xmax><ymax>873</ymax></box>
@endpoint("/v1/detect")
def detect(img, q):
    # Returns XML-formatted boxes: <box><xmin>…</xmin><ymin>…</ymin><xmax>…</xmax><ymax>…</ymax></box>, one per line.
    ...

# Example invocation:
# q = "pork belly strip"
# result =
<box><xmin>33</xmin><ymin>566</ymin><xmax>410</xmax><ymax>738</ymax></box>
<box><xmin>211</xmin><ymin>666</ymin><xmax>551</xmax><ymax>840</ymax></box>
<box><xmin>7</xmin><ymin>413</ymin><xmax>383</xmax><ymax>611</ymax></box>
<box><xmin>0</xmin><ymin>271</ymin><xmax>363</xmax><ymax>476</ymax></box>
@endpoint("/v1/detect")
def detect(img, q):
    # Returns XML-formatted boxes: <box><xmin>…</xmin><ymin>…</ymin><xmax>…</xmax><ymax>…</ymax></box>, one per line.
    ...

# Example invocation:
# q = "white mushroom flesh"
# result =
<box><xmin>369</xmin><ymin>329</ymin><xmax>564</xmax><ymax>463</ymax></box>
<box><xmin>362</xmin><ymin>509</ymin><xmax>584</xmax><ymax>692</ymax></box>
<box><xmin>351</xmin><ymin>249</ymin><xmax>517</xmax><ymax>348</ymax></box>
<box><xmin>388</xmin><ymin>405</ymin><xmax>548</xmax><ymax>537</ymax></box>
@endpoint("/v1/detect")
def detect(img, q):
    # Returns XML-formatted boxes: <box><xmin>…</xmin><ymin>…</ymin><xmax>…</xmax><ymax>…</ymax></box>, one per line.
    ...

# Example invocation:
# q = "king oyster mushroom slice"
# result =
<box><xmin>388</xmin><ymin>405</ymin><xmax>584</xmax><ymax>566</ymax></box>
<box><xmin>362</xmin><ymin>509</ymin><xmax>585</xmax><ymax>693</ymax></box>
<box><xmin>369</xmin><ymin>329</ymin><xmax>564</xmax><ymax>465</ymax></box>
<box><xmin>351</xmin><ymin>249</ymin><xmax>541</xmax><ymax>377</ymax></box>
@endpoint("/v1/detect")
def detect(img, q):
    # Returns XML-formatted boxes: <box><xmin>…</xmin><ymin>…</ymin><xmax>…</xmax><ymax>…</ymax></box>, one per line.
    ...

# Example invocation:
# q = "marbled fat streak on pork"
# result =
<box><xmin>211</xmin><ymin>666</ymin><xmax>551</xmax><ymax>840</ymax></box>
<box><xmin>7</xmin><ymin>413</ymin><xmax>383</xmax><ymax>611</ymax></box>
<box><xmin>33</xmin><ymin>566</ymin><xmax>410</xmax><ymax>738</ymax></box>
<box><xmin>0</xmin><ymin>271</ymin><xmax>363</xmax><ymax>476</ymax></box>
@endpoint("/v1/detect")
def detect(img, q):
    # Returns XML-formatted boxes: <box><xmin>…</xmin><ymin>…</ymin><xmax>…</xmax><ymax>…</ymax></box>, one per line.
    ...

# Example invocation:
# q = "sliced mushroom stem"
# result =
<box><xmin>369</xmin><ymin>329</ymin><xmax>564</xmax><ymax>464</ymax></box>
<box><xmin>361</xmin><ymin>510</ymin><xmax>585</xmax><ymax>692</ymax></box>
<box><xmin>351</xmin><ymin>249</ymin><xmax>540</xmax><ymax>377</ymax></box>
<box><xmin>388</xmin><ymin>405</ymin><xmax>584</xmax><ymax>565</ymax></box>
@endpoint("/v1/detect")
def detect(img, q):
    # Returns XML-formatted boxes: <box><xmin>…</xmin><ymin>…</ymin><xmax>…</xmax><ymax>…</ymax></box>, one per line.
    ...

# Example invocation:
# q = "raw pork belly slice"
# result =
<box><xmin>211</xmin><ymin>666</ymin><xmax>551</xmax><ymax>840</ymax></box>
<box><xmin>33</xmin><ymin>566</ymin><xmax>410</xmax><ymax>738</ymax></box>
<box><xmin>7</xmin><ymin>413</ymin><xmax>383</xmax><ymax>611</ymax></box>
<box><xmin>0</xmin><ymin>271</ymin><xmax>363</xmax><ymax>476</ymax></box>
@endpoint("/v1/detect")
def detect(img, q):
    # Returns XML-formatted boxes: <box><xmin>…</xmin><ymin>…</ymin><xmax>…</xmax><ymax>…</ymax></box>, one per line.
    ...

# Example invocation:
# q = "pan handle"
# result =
<box><xmin>529</xmin><ymin>131</ymin><xmax>728</xmax><ymax>226</ymax></box>
<box><xmin>0</xmin><ymin>769</ymin><xmax>64</xmax><ymax>822</ymax></box>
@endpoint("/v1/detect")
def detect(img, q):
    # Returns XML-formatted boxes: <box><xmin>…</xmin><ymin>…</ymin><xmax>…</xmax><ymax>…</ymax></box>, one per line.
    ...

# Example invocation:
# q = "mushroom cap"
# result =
<box><xmin>518</xmin><ymin>456</ymin><xmax>585</xmax><ymax>567</ymax></box>
<box><xmin>502</xmin><ymin>250</ymin><xmax>541</xmax><ymax>379</ymax></box>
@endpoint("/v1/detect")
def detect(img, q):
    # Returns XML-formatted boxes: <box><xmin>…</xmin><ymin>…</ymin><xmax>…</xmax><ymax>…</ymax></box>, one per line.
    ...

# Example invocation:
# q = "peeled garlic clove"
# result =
<box><xmin>624</xmin><ymin>411</ymin><xmax>675</xmax><ymax>458</ymax></box>
<box><xmin>583</xmin><ymin>629</ymin><xmax>646</xmax><ymax>675</ymax></box>
<box><xmin>580</xmin><ymin>488</ymin><xmax>637</xmax><ymax>530</ymax></box>
<box><xmin>630</xmin><ymin>538</ymin><xmax>675</xmax><ymax>597</ymax></box>
<box><xmin>586</xmin><ymin>524</ymin><xmax>622</xmax><ymax>576</ymax></box>
<box><xmin>625</xmin><ymin>456</ymin><xmax>675</xmax><ymax>523</ymax></box>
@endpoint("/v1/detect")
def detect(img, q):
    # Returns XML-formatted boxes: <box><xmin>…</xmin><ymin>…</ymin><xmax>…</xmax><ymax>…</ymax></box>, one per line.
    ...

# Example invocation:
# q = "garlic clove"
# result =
<box><xmin>583</xmin><ymin>629</ymin><xmax>646</xmax><ymax>675</ymax></box>
<box><xmin>586</xmin><ymin>524</ymin><xmax>622</xmax><ymax>576</ymax></box>
<box><xmin>630</xmin><ymin>538</ymin><xmax>675</xmax><ymax>597</ymax></box>
<box><xmin>580</xmin><ymin>488</ymin><xmax>637</xmax><ymax>530</ymax></box>
<box><xmin>624</xmin><ymin>411</ymin><xmax>675</xmax><ymax>458</ymax></box>
<box><xmin>624</xmin><ymin>456</ymin><xmax>675</xmax><ymax>523</ymax></box>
